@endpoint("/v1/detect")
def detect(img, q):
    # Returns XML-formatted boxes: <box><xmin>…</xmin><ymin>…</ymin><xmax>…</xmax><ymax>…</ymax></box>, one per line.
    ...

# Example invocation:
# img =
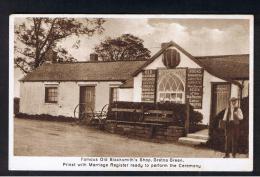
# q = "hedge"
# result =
<box><xmin>15</xmin><ymin>113</ymin><xmax>76</xmax><ymax>122</ymax></box>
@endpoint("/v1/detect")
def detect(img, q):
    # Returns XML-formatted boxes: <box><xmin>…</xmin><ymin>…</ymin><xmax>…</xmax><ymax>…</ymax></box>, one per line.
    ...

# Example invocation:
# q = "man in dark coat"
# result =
<box><xmin>222</xmin><ymin>97</ymin><xmax>244</xmax><ymax>158</ymax></box>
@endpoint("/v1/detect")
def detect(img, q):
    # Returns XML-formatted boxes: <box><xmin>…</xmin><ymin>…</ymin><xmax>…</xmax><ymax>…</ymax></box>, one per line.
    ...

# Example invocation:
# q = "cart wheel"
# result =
<box><xmin>74</xmin><ymin>104</ymin><xmax>80</xmax><ymax>119</ymax></box>
<box><xmin>98</xmin><ymin>104</ymin><xmax>109</xmax><ymax>129</ymax></box>
<box><xmin>101</xmin><ymin>104</ymin><xmax>109</xmax><ymax>120</ymax></box>
<box><xmin>83</xmin><ymin>107</ymin><xmax>95</xmax><ymax>125</ymax></box>
<box><xmin>74</xmin><ymin>103</ymin><xmax>85</xmax><ymax>120</ymax></box>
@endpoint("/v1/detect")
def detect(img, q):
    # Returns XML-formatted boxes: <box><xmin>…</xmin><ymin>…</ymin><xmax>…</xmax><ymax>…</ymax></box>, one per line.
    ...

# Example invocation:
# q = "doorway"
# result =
<box><xmin>210</xmin><ymin>83</ymin><xmax>231</xmax><ymax>131</ymax></box>
<box><xmin>79</xmin><ymin>86</ymin><xmax>95</xmax><ymax>118</ymax></box>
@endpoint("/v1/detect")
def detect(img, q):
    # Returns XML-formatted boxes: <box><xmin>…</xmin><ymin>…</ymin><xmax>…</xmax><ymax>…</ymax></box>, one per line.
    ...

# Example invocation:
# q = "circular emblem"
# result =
<box><xmin>162</xmin><ymin>49</ymin><xmax>181</xmax><ymax>68</ymax></box>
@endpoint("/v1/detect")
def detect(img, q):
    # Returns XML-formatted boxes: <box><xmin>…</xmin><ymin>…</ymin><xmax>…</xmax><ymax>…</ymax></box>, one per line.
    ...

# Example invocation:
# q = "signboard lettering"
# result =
<box><xmin>186</xmin><ymin>68</ymin><xmax>204</xmax><ymax>109</ymax></box>
<box><xmin>141</xmin><ymin>70</ymin><xmax>157</xmax><ymax>102</ymax></box>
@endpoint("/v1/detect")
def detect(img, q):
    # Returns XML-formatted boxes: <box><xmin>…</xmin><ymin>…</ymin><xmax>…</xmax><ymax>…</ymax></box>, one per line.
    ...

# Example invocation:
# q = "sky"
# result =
<box><xmin>14</xmin><ymin>17</ymin><xmax>250</xmax><ymax>97</ymax></box>
<box><xmin>65</xmin><ymin>18</ymin><xmax>250</xmax><ymax>60</ymax></box>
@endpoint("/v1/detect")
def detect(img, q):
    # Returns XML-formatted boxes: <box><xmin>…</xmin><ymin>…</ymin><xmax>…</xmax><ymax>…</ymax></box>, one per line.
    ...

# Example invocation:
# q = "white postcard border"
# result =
<box><xmin>9</xmin><ymin>14</ymin><xmax>254</xmax><ymax>172</ymax></box>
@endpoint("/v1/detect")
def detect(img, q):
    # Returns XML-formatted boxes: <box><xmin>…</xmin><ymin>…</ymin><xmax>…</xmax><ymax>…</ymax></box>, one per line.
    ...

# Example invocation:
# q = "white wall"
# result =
<box><xmin>230</xmin><ymin>84</ymin><xmax>240</xmax><ymax>98</ymax></box>
<box><xmin>198</xmin><ymin>71</ymin><xmax>226</xmax><ymax>124</ymax></box>
<box><xmin>132</xmin><ymin>46</ymin><xmax>238</xmax><ymax>125</ymax></box>
<box><xmin>118</xmin><ymin>88</ymin><xmax>133</xmax><ymax>102</ymax></box>
<box><xmin>20</xmin><ymin>82</ymin><xmax>61</xmax><ymax>116</ymax></box>
<box><xmin>133</xmin><ymin>73</ymin><xmax>142</xmax><ymax>102</ymax></box>
<box><xmin>242</xmin><ymin>80</ymin><xmax>249</xmax><ymax>98</ymax></box>
<box><xmin>236</xmin><ymin>80</ymin><xmax>249</xmax><ymax>98</ymax></box>
<box><xmin>57</xmin><ymin>82</ymin><xmax>80</xmax><ymax>117</ymax></box>
<box><xmin>20</xmin><ymin>81</ymin><xmax>122</xmax><ymax>118</ymax></box>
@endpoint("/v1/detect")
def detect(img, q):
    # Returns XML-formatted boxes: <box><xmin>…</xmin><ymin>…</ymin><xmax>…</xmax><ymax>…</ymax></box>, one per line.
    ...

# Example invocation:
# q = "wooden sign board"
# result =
<box><xmin>186</xmin><ymin>68</ymin><xmax>204</xmax><ymax>109</ymax></box>
<box><xmin>141</xmin><ymin>70</ymin><xmax>157</xmax><ymax>102</ymax></box>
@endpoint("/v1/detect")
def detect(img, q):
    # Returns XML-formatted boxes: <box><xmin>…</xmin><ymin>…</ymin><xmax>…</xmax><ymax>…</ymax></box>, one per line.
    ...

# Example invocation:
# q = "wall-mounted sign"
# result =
<box><xmin>186</xmin><ymin>68</ymin><xmax>204</xmax><ymax>109</ymax></box>
<box><xmin>141</xmin><ymin>70</ymin><xmax>157</xmax><ymax>102</ymax></box>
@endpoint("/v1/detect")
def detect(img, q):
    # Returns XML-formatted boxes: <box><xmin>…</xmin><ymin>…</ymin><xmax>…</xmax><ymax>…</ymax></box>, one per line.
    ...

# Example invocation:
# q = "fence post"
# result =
<box><xmin>115</xmin><ymin>103</ymin><xmax>118</xmax><ymax>121</ymax></box>
<box><xmin>141</xmin><ymin>105</ymin><xmax>144</xmax><ymax>121</ymax></box>
<box><xmin>185</xmin><ymin>103</ymin><xmax>190</xmax><ymax>136</ymax></box>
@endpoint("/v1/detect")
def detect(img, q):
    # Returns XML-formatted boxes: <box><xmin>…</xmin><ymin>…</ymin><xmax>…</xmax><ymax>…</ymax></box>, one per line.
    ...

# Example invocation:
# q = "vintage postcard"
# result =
<box><xmin>9</xmin><ymin>14</ymin><xmax>253</xmax><ymax>171</ymax></box>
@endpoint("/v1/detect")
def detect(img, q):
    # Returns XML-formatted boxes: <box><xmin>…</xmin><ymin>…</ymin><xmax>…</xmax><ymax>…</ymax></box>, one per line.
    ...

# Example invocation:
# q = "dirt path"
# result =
<box><xmin>14</xmin><ymin>118</ymin><xmax>247</xmax><ymax>158</ymax></box>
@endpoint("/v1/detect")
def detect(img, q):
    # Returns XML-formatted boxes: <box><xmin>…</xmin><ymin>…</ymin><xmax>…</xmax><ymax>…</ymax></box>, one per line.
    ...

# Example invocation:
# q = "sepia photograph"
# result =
<box><xmin>9</xmin><ymin>14</ymin><xmax>253</xmax><ymax>171</ymax></box>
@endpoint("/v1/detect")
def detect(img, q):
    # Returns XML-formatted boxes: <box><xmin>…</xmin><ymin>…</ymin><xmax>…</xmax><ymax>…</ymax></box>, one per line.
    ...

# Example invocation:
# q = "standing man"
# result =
<box><xmin>222</xmin><ymin>97</ymin><xmax>244</xmax><ymax>158</ymax></box>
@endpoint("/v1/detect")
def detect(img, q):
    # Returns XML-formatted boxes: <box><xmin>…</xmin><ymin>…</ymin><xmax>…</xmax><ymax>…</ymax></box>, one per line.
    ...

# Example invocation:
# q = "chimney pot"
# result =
<box><xmin>45</xmin><ymin>49</ymin><xmax>57</xmax><ymax>64</ymax></box>
<box><xmin>162</xmin><ymin>42</ymin><xmax>171</xmax><ymax>49</ymax></box>
<box><xmin>90</xmin><ymin>53</ymin><xmax>98</xmax><ymax>61</ymax></box>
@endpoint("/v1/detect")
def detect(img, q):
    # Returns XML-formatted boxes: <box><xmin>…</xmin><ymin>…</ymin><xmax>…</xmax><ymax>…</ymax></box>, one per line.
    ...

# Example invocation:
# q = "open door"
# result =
<box><xmin>210</xmin><ymin>83</ymin><xmax>231</xmax><ymax>133</ymax></box>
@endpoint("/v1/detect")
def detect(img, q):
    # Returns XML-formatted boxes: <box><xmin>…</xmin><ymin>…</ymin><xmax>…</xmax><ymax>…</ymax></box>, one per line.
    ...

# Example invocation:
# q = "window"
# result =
<box><xmin>110</xmin><ymin>87</ymin><xmax>119</xmax><ymax>103</ymax></box>
<box><xmin>157</xmin><ymin>73</ymin><xmax>185</xmax><ymax>104</ymax></box>
<box><xmin>45</xmin><ymin>87</ymin><xmax>58</xmax><ymax>103</ymax></box>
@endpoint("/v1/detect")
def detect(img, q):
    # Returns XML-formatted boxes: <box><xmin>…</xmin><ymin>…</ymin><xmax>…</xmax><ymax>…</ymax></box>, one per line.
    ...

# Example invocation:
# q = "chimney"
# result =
<box><xmin>45</xmin><ymin>49</ymin><xmax>57</xmax><ymax>64</ymax></box>
<box><xmin>90</xmin><ymin>53</ymin><xmax>98</xmax><ymax>62</ymax></box>
<box><xmin>161</xmin><ymin>42</ymin><xmax>170</xmax><ymax>49</ymax></box>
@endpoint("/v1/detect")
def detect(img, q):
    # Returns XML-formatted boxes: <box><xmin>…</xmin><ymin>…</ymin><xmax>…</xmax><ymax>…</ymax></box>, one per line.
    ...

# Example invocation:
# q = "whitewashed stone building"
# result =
<box><xmin>19</xmin><ymin>41</ymin><xmax>249</xmax><ymax>125</ymax></box>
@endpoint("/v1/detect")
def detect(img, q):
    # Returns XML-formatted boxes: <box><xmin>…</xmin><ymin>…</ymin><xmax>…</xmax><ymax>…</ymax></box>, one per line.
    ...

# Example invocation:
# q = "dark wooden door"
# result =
<box><xmin>79</xmin><ymin>86</ymin><xmax>95</xmax><ymax>117</ymax></box>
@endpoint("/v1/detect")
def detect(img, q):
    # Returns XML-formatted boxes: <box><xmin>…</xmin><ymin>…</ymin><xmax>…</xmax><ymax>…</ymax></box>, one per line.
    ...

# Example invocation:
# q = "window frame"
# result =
<box><xmin>157</xmin><ymin>72</ymin><xmax>185</xmax><ymax>104</ymax></box>
<box><xmin>109</xmin><ymin>87</ymin><xmax>119</xmax><ymax>103</ymax></box>
<box><xmin>45</xmin><ymin>86</ymin><xmax>58</xmax><ymax>104</ymax></box>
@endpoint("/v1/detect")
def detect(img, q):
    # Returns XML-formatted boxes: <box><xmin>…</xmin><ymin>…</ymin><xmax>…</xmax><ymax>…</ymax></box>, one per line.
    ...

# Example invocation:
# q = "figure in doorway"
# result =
<box><xmin>222</xmin><ymin>97</ymin><xmax>244</xmax><ymax>158</ymax></box>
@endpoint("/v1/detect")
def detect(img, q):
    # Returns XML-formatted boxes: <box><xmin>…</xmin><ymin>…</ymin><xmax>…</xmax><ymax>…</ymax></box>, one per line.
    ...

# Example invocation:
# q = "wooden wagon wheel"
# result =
<box><xmin>101</xmin><ymin>104</ymin><xmax>109</xmax><ymax>119</ymax></box>
<box><xmin>74</xmin><ymin>103</ymin><xmax>94</xmax><ymax>125</ymax></box>
<box><xmin>87</xmin><ymin>106</ymin><xmax>97</xmax><ymax>125</ymax></box>
<box><xmin>97</xmin><ymin>104</ymin><xmax>109</xmax><ymax>129</ymax></box>
<box><xmin>74</xmin><ymin>103</ymin><xmax>86</xmax><ymax>121</ymax></box>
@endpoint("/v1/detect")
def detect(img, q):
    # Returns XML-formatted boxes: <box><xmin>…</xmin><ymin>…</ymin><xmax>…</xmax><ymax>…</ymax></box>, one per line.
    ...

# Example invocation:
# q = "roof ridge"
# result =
<box><xmin>20</xmin><ymin>58</ymin><xmax>147</xmax><ymax>83</ymax></box>
<box><xmin>195</xmin><ymin>54</ymin><xmax>249</xmax><ymax>59</ymax></box>
<box><xmin>52</xmin><ymin>60</ymin><xmax>147</xmax><ymax>64</ymax></box>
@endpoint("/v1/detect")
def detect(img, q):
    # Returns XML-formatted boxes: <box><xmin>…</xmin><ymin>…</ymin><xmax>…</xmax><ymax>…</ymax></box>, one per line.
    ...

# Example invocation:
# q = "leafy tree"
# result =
<box><xmin>94</xmin><ymin>34</ymin><xmax>151</xmax><ymax>61</ymax></box>
<box><xmin>15</xmin><ymin>17</ymin><xmax>105</xmax><ymax>73</ymax></box>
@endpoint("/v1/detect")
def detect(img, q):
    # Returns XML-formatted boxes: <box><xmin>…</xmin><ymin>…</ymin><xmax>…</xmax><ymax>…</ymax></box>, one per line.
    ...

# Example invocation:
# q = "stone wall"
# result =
<box><xmin>20</xmin><ymin>81</ymin><xmax>122</xmax><ymax>117</ymax></box>
<box><xmin>104</xmin><ymin>121</ymin><xmax>185</xmax><ymax>142</ymax></box>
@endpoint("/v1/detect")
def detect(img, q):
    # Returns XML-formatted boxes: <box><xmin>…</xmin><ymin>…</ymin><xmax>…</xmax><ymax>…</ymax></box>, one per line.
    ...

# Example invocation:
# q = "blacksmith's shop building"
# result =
<box><xmin>19</xmin><ymin>41</ymin><xmax>249</xmax><ymax>125</ymax></box>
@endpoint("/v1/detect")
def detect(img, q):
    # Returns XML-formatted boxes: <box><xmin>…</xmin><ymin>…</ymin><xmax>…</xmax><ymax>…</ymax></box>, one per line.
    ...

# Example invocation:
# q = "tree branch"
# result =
<box><xmin>39</xmin><ymin>18</ymin><xmax>57</xmax><ymax>51</ymax></box>
<box><xmin>14</xmin><ymin>60</ymin><xmax>29</xmax><ymax>74</ymax></box>
<box><xmin>33</xmin><ymin>18</ymin><xmax>42</xmax><ymax>49</ymax></box>
<box><xmin>15</xmin><ymin>57</ymin><xmax>32</xmax><ymax>66</ymax></box>
<box><xmin>15</xmin><ymin>49</ymin><xmax>35</xmax><ymax>59</ymax></box>
<box><xmin>38</xmin><ymin>40</ymin><xmax>54</xmax><ymax>63</ymax></box>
